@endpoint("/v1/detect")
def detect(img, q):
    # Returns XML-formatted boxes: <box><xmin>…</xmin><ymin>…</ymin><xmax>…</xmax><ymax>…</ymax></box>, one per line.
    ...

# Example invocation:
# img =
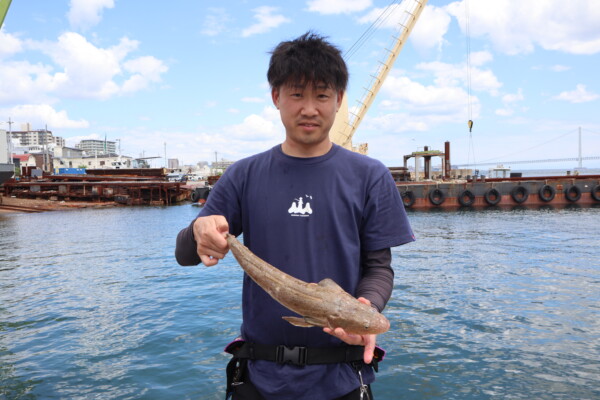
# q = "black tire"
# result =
<box><xmin>511</xmin><ymin>186</ymin><xmax>529</xmax><ymax>203</ymax></box>
<box><xmin>565</xmin><ymin>185</ymin><xmax>581</xmax><ymax>202</ymax></box>
<box><xmin>592</xmin><ymin>185</ymin><xmax>600</xmax><ymax>202</ymax></box>
<box><xmin>401</xmin><ymin>190</ymin><xmax>416</xmax><ymax>208</ymax></box>
<box><xmin>484</xmin><ymin>188</ymin><xmax>501</xmax><ymax>205</ymax></box>
<box><xmin>458</xmin><ymin>190</ymin><xmax>475</xmax><ymax>207</ymax></box>
<box><xmin>538</xmin><ymin>185</ymin><xmax>556</xmax><ymax>202</ymax></box>
<box><xmin>428</xmin><ymin>188</ymin><xmax>445</xmax><ymax>205</ymax></box>
<box><xmin>191</xmin><ymin>190</ymin><xmax>200</xmax><ymax>202</ymax></box>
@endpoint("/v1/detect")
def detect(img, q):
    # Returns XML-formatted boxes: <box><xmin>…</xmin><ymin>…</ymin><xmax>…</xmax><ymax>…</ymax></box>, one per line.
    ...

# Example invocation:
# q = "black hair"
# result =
<box><xmin>267</xmin><ymin>31</ymin><xmax>348</xmax><ymax>92</ymax></box>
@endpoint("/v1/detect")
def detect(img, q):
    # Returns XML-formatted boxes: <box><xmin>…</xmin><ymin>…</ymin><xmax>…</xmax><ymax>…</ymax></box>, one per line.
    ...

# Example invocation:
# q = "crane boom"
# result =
<box><xmin>0</xmin><ymin>0</ymin><xmax>12</xmax><ymax>29</ymax></box>
<box><xmin>330</xmin><ymin>0</ymin><xmax>428</xmax><ymax>153</ymax></box>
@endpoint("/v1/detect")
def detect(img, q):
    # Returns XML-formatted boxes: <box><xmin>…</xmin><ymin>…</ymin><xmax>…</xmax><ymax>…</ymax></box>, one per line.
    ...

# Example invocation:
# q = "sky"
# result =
<box><xmin>1</xmin><ymin>0</ymin><xmax>600</xmax><ymax>170</ymax></box>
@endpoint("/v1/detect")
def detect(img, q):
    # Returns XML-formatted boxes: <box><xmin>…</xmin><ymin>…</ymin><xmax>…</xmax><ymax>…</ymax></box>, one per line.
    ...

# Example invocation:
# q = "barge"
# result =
<box><xmin>397</xmin><ymin>174</ymin><xmax>600</xmax><ymax>210</ymax></box>
<box><xmin>393</xmin><ymin>141</ymin><xmax>600</xmax><ymax>210</ymax></box>
<box><xmin>2</xmin><ymin>168</ymin><xmax>190</xmax><ymax>206</ymax></box>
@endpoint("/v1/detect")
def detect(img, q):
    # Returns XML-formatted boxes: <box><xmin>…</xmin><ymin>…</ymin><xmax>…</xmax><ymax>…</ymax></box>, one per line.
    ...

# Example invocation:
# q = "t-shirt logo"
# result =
<box><xmin>288</xmin><ymin>195</ymin><xmax>313</xmax><ymax>217</ymax></box>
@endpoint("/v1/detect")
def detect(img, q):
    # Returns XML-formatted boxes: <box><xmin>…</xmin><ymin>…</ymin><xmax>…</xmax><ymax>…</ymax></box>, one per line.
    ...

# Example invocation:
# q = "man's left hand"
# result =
<box><xmin>323</xmin><ymin>297</ymin><xmax>377</xmax><ymax>364</ymax></box>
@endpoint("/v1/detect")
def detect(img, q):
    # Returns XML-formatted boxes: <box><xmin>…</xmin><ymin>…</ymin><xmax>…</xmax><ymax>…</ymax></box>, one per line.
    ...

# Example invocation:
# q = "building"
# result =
<box><xmin>168</xmin><ymin>158</ymin><xmax>180</xmax><ymax>170</ymax></box>
<box><xmin>10</xmin><ymin>127</ymin><xmax>65</xmax><ymax>148</ymax></box>
<box><xmin>76</xmin><ymin>139</ymin><xmax>116</xmax><ymax>155</ymax></box>
<box><xmin>212</xmin><ymin>159</ymin><xmax>235</xmax><ymax>174</ymax></box>
<box><xmin>54</xmin><ymin>146</ymin><xmax>84</xmax><ymax>159</ymax></box>
<box><xmin>53</xmin><ymin>153</ymin><xmax>132</xmax><ymax>170</ymax></box>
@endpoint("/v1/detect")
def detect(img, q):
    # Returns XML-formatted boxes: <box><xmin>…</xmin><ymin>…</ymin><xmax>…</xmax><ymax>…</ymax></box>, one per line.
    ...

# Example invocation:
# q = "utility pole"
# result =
<box><xmin>164</xmin><ymin>142</ymin><xmax>167</xmax><ymax>169</ymax></box>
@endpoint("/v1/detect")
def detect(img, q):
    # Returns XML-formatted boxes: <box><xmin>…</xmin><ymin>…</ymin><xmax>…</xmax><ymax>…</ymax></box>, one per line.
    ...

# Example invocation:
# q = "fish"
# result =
<box><xmin>225</xmin><ymin>233</ymin><xmax>390</xmax><ymax>335</ymax></box>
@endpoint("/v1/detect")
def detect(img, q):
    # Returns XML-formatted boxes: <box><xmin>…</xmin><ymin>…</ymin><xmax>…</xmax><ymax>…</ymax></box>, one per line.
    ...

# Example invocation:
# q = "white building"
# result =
<box><xmin>76</xmin><ymin>139</ymin><xmax>117</xmax><ymax>155</ymax></box>
<box><xmin>53</xmin><ymin>153</ymin><xmax>132</xmax><ymax>170</ymax></box>
<box><xmin>10</xmin><ymin>128</ymin><xmax>65</xmax><ymax>148</ymax></box>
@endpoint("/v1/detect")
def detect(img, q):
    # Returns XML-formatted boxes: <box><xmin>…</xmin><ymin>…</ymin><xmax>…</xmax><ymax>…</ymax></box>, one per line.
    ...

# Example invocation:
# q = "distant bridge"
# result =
<box><xmin>454</xmin><ymin>156</ymin><xmax>600</xmax><ymax>168</ymax></box>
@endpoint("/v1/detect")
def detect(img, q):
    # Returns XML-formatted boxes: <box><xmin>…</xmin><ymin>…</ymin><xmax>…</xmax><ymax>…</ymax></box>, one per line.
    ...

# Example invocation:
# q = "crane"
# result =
<box><xmin>0</xmin><ymin>0</ymin><xmax>12</xmax><ymax>29</ymax></box>
<box><xmin>330</xmin><ymin>0</ymin><xmax>428</xmax><ymax>154</ymax></box>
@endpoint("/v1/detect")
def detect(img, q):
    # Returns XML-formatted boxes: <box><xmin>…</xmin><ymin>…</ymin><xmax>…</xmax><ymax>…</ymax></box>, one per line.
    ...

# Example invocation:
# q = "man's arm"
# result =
<box><xmin>356</xmin><ymin>248</ymin><xmax>394</xmax><ymax>312</ymax></box>
<box><xmin>324</xmin><ymin>248</ymin><xmax>393</xmax><ymax>364</ymax></box>
<box><xmin>175</xmin><ymin>215</ymin><xmax>229</xmax><ymax>266</ymax></box>
<box><xmin>175</xmin><ymin>219</ymin><xmax>201</xmax><ymax>266</ymax></box>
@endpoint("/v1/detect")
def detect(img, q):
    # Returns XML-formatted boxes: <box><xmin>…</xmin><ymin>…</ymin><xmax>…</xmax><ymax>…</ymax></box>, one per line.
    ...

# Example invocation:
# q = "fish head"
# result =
<box><xmin>368</xmin><ymin>312</ymin><xmax>391</xmax><ymax>335</ymax></box>
<box><xmin>332</xmin><ymin>303</ymin><xmax>390</xmax><ymax>335</ymax></box>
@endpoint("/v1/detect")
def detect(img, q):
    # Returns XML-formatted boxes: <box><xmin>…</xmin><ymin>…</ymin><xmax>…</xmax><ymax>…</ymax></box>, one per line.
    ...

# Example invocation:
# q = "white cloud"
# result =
<box><xmin>357</xmin><ymin>4</ymin><xmax>450</xmax><ymax>52</ymax></box>
<box><xmin>201</xmin><ymin>8</ymin><xmax>232</xmax><ymax>37</ymax></box>
<box><xmin>553</xmin><ymin>84</ymin><xmax>599</xmax><ymax>103</ymax></box>
<box><xmin>307</xmin><ymin>0</ymin><xmax>372</xmax><ymax>15</ymax></box>
<box><xmin>495</xmin><ymin>89</ymin><xmax>524</xmax><ymax>116</ymax></box>
<box><xmin>381</xmin><ymin>74</ymin><xmax>474</xmax><ymax>115</ymax></box>
<box><xmin>416</xmin><ymin>60</ymin><xmax>501</xmax><ymax>96</ymax></box>
<box><xmin>410</xmin><ymin>5</ymin><xmax>452</xmax><ymax>51</ymax></box>
<box><xmin>116</xmin><ymin>106</ymin><xmax>284</xmax><ymax>165</ymax></box>
<box><xmin>469</xmin><ymin>51</ymin><xmax>493</xmax><ymax>67</ymax></box>
<box><xmin>0</xmin><ymin>61</ymin><xmax>62</xmax><ymax>104</ymax></box>
<box><xmin>5</xmin><ymin>104</ymin><xmax>89</xmax><ymax>129</ymax></box>
<box><xmin>242</xmin><ymin>7</ymin><xmax>291</xmax><ymax>37</ymax></box>
<box><xmin>67</xmin><ymin>0</ymin><xmax>115</xmax><ymax>31</ymax></box>
<box><xmin>446</xmin><ymin>0</ymin><xmax>600</xmax><ymax>55</ymax></box>
<box><xmin>122</xmin><ymin>56</ymin><xmax>168</xmax><ymax>93</ymax></box>
<box><xmin>241</xmin><ymin>97</ymin><xmax>265</xmax><ymax>103</ymax></box>
<box><xmin>229</xmin><ymin>109</ymin><xmax>280</xmax><ymax>141</ymax></box>
<box><xmin>24</xmin><ymin>33</ymin><xmax>167</xmax><ymax>100</ymax></box>
<box><xmin>550</xmin><ymin>65</ymin><xmax>570</xmax><ymax>72</ymax></box>
<box><xmin>502</xmin><ymin>89</ymin><xmax>524</xmax><ymax>104</ymax></box>
<box><xmin>0</xmin><ymin>30</ymin><xmax>23</xmax><ymax>59</ymax></box>
<box><xmin>38</xmin><ymin>32</ymin><xmax>128</xmax><ymax>99</ymax></box>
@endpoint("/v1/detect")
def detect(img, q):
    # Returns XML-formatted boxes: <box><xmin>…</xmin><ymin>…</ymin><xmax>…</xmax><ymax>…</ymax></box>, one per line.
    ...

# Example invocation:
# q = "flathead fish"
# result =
<box><xmin>225</xmin><ymin>234</ymin><xmax>390</xmax><ymax>335</ymax></box>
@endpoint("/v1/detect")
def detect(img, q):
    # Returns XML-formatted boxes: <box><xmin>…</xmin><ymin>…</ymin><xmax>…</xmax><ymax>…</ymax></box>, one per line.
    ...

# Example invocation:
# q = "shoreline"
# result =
<box><xmin>0</xmin><ymin>195</ymin><xmax>120</xmax><ymax>213</ymax></box>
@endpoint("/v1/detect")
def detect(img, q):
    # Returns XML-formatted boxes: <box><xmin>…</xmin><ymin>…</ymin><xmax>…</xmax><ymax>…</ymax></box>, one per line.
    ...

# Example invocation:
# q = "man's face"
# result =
<box><xmin>272</xmin><ymin>82</ymin><xmax>343</xmax><ymax>152</ymax></box>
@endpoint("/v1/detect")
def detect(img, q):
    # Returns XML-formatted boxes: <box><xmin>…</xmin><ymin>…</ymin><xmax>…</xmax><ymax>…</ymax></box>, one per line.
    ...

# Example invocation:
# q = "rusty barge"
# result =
<box><xmin>1</xmin><ymin>168</ymin><xmax>190</xmax><ymax>206</ymax></box>
<box><xmin>396</xmin><ymin>174</ymin><xmax>600</xmax><ymax>210</ymax></box>
<box><xmin>393</xmin><ymin>142</ymin><xmax>600</xmax><ymax>210</ymax></box>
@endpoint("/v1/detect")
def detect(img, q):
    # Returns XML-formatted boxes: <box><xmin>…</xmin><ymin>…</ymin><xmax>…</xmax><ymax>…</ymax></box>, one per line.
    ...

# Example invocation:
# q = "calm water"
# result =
<box><xmin>1</xmin><ymin>204</ymin><xmax>599</xmax><ymax>399</ymax></box>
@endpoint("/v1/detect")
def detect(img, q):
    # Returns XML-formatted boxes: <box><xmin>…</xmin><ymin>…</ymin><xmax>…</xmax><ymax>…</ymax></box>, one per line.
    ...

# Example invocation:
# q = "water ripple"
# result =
<box><xmin>1</xmin><ymin>206</ymin><xmax>599</xmax><ymax>399</ymax></box>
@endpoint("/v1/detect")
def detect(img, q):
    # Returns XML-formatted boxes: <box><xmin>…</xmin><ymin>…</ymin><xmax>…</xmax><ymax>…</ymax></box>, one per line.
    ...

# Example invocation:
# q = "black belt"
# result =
<box><xmin>225</xmin><ymin>341</ymin><xmax>381</xmax><ymax>371</ymax></box>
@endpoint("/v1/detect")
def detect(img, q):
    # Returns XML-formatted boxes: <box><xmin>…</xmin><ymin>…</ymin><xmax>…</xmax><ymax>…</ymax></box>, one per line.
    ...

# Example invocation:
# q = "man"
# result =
<box><xmin>175</xmin><ymin>32</ymin><xmax>414</xmax><ymax>400</ymax></box>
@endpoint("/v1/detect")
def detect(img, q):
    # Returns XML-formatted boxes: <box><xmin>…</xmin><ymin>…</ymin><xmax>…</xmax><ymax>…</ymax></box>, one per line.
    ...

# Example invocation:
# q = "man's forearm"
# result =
<box><xmin>175</xmin><ymin>219</ymin><xmax>201</xmax><ymax>266</ymax></box>
<box><xmin>356</xmin><ymin>248</ymin><xmax>394</xmax><ymax>312</ymax></box>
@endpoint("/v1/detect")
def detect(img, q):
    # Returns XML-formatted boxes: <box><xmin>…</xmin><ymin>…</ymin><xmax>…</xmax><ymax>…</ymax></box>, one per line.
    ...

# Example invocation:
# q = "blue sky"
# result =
<box><xmin>1</xmin><ymin>0</ymin><xmax>599</xmax><ymax>169</ymax></box>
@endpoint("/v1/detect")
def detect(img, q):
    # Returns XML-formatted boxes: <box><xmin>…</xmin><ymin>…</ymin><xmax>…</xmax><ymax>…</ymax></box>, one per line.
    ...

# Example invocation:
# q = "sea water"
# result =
<box><xmin>1</xmin><ymin>204</ymin><xmax>599</xmax><ymax>399</ymax></box>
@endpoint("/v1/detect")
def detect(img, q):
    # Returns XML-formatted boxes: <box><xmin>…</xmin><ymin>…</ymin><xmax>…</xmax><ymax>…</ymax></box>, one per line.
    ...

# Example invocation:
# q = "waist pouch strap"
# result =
<box><xmin>225</xmin><ymin>341</ymin><xmax>385</xmax><ymax>371</ymax></box>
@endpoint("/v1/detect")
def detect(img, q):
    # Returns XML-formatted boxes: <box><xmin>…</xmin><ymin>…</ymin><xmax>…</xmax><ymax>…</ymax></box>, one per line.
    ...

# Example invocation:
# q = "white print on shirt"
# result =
<box><xmin>288</xmin><ymin>195</ymin><xmax>313</xmax><ymax>217</ymax></box>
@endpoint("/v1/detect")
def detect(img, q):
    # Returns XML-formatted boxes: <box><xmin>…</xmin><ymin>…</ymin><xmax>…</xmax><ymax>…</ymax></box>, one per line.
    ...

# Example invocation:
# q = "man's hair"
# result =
<box><xmin>267</xmin><ymin>31</ymin><xmax>348</xmax><ymax>92</ymax></box>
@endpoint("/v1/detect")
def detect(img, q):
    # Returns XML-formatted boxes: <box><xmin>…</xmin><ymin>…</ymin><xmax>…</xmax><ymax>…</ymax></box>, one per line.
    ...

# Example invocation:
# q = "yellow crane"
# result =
<box><xmin>330</xmin><ymin>0</ymin><xmax>428</xmax><ymax>154</ymax></box>
<box><xmin>0</xmin><ymin>0</ymin><xmax>12</xmax><ymax>29</ymax></box>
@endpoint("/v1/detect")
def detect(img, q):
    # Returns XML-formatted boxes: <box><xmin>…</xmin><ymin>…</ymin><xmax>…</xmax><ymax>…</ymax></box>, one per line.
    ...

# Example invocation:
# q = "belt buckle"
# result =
<box><xmin>276</xmin><ymin>345</ymin><xmax>307</xmax><ymax>366</ymax></box>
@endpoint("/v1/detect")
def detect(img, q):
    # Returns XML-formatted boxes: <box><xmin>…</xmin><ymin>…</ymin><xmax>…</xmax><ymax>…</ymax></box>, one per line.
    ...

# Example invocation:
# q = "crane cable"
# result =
<box><xmin>465</xmin><ymin>0</ymin><xmax>477</xmax><ymax>168</ymax></box>
<box><xmin>344</xmin><ymin>0</ymin><xmax>403</xmax><ymax>60</ymax></box>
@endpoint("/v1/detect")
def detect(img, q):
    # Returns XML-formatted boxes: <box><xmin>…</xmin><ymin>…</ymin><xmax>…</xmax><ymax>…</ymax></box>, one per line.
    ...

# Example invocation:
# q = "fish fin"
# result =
<box><xmin>282</xmin><ymin>316</ymin><xmax>325</xmax><ymax>328</ymax></box>
<box><xmin>318</xmin><ymin>278</ymin><xmax>345</xmax><ymax>291</ymax></box>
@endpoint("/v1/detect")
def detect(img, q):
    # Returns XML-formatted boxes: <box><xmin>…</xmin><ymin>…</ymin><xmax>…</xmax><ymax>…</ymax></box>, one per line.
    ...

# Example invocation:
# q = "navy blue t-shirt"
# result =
<box><xmin>200</xmin><ymin>144</ymin><xmax>414</xmax><ymax>399</ymax></box>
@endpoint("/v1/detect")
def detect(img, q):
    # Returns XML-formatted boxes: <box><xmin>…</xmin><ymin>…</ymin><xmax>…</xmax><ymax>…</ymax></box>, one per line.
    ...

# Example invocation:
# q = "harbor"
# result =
<box><xmin>2</xmin><ymin>1</ymin><xmax>600</xmax><ymax>399</ymax></box>
<box><xmin>1</xmin><ymin>205</ymin><xmax>599</xmax><ymax>399</ymax></box>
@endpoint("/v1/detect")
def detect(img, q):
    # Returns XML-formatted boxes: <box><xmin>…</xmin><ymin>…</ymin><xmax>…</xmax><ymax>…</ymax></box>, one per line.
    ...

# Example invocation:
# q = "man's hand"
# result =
<box><xmin>323</xmin><ymin>297</ymin><xmax>377</xmax><ymax>364</ymax></box>
<box><xmin>192</xmin><ymin>215</ymin><xmax>229</xmax><ymax>266</ymax></box>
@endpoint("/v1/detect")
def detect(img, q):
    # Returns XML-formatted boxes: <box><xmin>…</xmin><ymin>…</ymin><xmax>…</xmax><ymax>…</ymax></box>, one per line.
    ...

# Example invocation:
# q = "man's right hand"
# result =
<box><xmin>192</xmin><ymin>215</ymin><xmax>229</xmax><ymax>266</ymax></box>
